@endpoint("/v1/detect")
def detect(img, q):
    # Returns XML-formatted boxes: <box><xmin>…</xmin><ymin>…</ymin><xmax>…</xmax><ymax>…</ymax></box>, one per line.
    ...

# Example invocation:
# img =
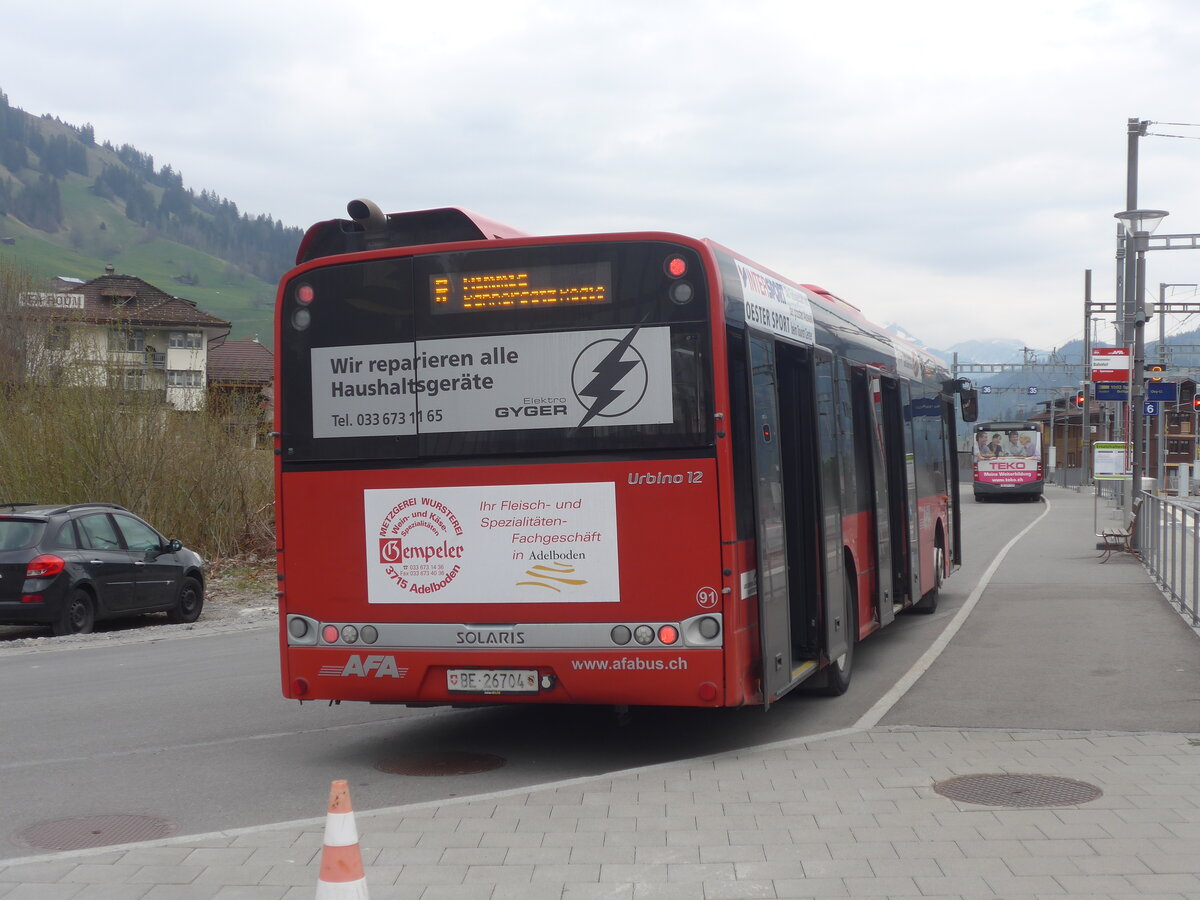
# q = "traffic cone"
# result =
<box><xmin>316</xmin><ymin>779</ymin><xmax>369</xmax><ymax>899</ymax></box>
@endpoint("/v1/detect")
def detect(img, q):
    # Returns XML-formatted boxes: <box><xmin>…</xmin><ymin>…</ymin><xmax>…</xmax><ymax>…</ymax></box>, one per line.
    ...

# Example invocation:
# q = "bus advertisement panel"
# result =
<box><xmin>972</xmin><ymin>422</ymin><xmax>1044</xmax><ymax>500</ymax></box>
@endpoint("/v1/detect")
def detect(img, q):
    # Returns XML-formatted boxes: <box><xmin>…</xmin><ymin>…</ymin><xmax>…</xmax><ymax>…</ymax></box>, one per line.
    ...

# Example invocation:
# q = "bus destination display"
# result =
<box><xmin>431</xmin><ymin>261</ymin><xmax>611</xmax><ymax>314</ymax></box>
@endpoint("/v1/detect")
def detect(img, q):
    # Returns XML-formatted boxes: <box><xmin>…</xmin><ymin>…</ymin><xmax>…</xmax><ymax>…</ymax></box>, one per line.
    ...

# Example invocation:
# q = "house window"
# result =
<box><xmin>167</xmin><ymin>369</ymin><xmax>204</xmax><ymax>388</ymax></box>
<box><xmin>169</xmin><ymin>332</ymin><xmax>202</xmax><ymax>350</ymax></box>
<box><xmin>120</xmin><ymin>369</ymin><xmax>146</xmax><ymax>390</ymax></box>
<box><xmin>108</xmin><ymin>329</ymin><xmax>145</xmax><ymax>352</ymax></box>
<box><xmin>46</xmin><ymin>324</ymin><xmax>70</xmax><ymax>349</ymax></box>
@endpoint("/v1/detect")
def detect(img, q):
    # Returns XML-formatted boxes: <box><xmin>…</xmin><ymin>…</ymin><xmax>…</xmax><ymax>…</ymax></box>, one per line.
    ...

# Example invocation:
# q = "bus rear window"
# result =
<box><xmin>279</xmin><ymin>241</ymin><xmax>713</xmax><ymax>463</ymax></box>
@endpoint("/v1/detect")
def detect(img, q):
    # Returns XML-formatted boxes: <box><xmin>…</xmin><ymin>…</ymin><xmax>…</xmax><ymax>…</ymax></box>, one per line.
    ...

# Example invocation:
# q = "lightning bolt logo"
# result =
<box><xmin>574</xmin><ymin>327</ymin><xmax>643</xmax><ymax>427</ymax></box>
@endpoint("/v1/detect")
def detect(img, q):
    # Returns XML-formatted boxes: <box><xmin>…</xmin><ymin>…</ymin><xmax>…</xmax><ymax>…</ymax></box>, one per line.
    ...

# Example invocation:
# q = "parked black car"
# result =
<box><xmin>0</xmin><ymin>503</ymin><xmax>205</xmax><ymax>635</ymax></box>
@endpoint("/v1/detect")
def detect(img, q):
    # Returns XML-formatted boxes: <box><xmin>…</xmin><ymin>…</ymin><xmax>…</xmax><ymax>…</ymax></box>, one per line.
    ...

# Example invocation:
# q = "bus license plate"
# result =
<box><xmin>447</xmin><ymin>668</ymin><xmax>538</xmax><ymax>694</ymax></box>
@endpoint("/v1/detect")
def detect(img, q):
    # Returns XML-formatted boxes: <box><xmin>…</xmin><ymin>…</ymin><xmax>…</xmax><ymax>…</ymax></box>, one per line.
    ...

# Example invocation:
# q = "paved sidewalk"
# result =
<box><xmin>2</xmin><ymin>487</ymin><xmax>1197</xmax><ymax>899</ymax></box>
<box><xmin>1</xmin><ymin>726</ymin><xmax>1197</xmax><ymax>899</ymax></box>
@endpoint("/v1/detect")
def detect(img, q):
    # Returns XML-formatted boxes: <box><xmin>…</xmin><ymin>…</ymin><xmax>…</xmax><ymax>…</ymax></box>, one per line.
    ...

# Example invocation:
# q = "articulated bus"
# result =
<box><xmin>274</xmin><ymin>201</ymin><xmax>977</xmax><ymax>709</ymax></box>
<box><xmin>972</xmin><ymin>421</ymin><xmax>1044</xmax><ymax>502</ymax></box>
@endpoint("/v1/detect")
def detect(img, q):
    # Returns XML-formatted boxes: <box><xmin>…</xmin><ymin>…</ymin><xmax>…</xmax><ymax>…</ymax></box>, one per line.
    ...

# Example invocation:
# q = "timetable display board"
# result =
<box><xmin>430</xmin><ymin>262</ymin><xmax>612</xmax><ymax>314</ymax></box>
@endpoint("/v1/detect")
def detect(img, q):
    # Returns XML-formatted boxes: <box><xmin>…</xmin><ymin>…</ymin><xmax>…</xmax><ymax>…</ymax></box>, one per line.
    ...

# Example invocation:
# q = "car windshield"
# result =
<box><xmin>0</xmin><ymin>519</ymin><xmax>46</xmax><ymax>551</ymax></box>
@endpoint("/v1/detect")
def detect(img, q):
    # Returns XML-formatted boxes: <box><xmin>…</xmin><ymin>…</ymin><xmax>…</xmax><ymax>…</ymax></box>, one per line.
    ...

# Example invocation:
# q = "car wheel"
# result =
<box><xmin>53</xmin><ymin>589</ymin><xmax>96</xmax><ymax>636</ymax></box>
<box><xmin>167</xmin><ymin>576</ymin><xmax>204</xmax><ymax>624</ymax></box>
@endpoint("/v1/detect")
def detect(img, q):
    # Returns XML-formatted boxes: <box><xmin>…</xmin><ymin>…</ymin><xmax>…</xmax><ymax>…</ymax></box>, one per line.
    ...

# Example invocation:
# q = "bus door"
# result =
<box><xmin>942</xmin><ymin>398</ymin><xmax>963</xmax><ymax>566</ymax></box>
<box><xmin>876</xmin><ymin>376</ymin><xmax>914</xmax><ymax>609</ymax></box>
<box><xmin>812</xmin><ymin>349</ymin><xmax>848</xmax><ymax>671</ymax></box>
<box><xmin>748</xmin><ymin>337</ymin><xmax>843</xmax><ymax>705</ymax></box>
<box><xmin>886</xmin><ymin>381</ymin><xmax>922</xmax><ymax>604</ymax></box>
<box><xmin>853</xmin><ymin>369</ymin><xmax>895</xmax><ymax>627</ymax></box>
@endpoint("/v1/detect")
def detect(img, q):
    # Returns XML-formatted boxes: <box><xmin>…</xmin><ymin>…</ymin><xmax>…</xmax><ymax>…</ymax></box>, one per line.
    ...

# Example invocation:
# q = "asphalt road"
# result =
<box><xmin>0</xmin><ymin>496</ymin><xmax>1046</xmax><ymax>860</ymax></box>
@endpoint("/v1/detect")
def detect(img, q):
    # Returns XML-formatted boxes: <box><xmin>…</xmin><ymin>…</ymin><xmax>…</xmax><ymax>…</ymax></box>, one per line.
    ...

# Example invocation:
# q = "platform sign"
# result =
<box><xmin>1091</xmin><ymin>347</ymin><xmax>1131</xmax><ymax>382</ymax></box>
<box><xmin>1094</xmin><ymin>383</ymin><xmax>1128</xmax><ymax>401</ymax></box>
<box><xmin>1147</xmin><ymin>382</ymin><xmax>1178</xmax><ymax>402</ymax></box>
<box><xmin>1093</xmin><ymin>441</ymin><xmax>1130</xmax><ymax>479</ymax></box>
<box><xmin>1145</xmin><ymin>401</ymin><xmax>1160</xmax><ymax>417</ymax></box>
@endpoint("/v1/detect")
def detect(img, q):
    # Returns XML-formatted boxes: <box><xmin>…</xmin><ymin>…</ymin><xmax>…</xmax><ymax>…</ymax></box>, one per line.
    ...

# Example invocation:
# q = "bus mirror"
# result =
<box><xmin>959</xmin><ymin>387</ymin><xmax>979</xmax><ymax>422</ymax></box>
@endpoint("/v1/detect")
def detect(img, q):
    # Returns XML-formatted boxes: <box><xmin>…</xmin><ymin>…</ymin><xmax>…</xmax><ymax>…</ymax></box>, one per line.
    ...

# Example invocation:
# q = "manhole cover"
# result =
<box><xmin>15</xmin><ymin>815</ymin><xmax>176</xmax><ymax>852</ymax></box>
<box><xmin>376</xmin><ymin>750</ymin><xmax>505</xmax><ymax>776</ymax></box>
<box><xmin>933</xmin><ymin>773</ymin><xmax>1102</xmax><ymax>808</ymax></box>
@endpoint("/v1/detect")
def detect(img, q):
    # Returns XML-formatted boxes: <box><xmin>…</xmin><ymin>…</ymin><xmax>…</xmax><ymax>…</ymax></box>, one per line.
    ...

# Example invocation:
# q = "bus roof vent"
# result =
<box><xmin>295</xmin><ymin>205</ymin><xmax>530</xmax><ymax>264</ymax></box>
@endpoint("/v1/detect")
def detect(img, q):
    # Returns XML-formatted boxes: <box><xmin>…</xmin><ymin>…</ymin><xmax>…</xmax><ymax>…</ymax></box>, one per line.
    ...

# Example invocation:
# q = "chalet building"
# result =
<box><xmin>207</xmin><ymin>337</ymin><xmax>274</xmax><ymax>447</ymax></box>
<box><xmin>20</xmin><ymin>268</ymin><xmax>231</xmax><ymax>412</ymax></box>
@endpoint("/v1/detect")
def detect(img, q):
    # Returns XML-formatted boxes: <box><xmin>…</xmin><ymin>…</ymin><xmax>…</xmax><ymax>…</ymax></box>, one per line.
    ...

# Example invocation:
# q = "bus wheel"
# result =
<box><xmin>816</xmin><ymin>573</ymin><xmax>856</xmax><ymax>696</ymax></box>
<box><xmin>912</xmin><ymin>543</ymin><xmax>943</xmax><ymax>614</ymax></box>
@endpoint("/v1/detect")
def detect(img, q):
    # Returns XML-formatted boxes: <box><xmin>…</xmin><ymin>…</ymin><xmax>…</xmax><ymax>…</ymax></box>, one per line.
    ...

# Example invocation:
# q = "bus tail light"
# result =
<box><xmin>288</xmin><ymin>617</ymin><xmax>311</xmax><ymax>639</ymax></box>
<box><xmin>664</xmin><ymin>255</ymin><xmax>693</xmax><ymax>305</ymax></box>
<box><xmin>292</xmin><ymin>677</ymin><xmax>310</xmax><ymax>697</ymax></box>
<box><xmin>609</xmin><ymin>615</ymin><xmax>722</xmax><ymax>647</ymax></box>
<box><xmin>669</xmin><ymin>281</ymin><xmax>694</xmax><ymax>305</ymax></box>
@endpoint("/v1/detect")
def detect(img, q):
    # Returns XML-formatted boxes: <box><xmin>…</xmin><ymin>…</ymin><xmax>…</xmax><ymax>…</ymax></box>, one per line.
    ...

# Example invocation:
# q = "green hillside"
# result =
<box><xmin>0</xmin><ymin>92</ymin><xmax>299</xmax><ymax>347</ymax></box>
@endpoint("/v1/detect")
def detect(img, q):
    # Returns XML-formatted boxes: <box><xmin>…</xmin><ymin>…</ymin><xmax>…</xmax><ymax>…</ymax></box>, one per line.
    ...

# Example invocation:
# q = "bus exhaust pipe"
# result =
<box><xmin>347</xmin><ymin>198</ymin><xmax>386</xmax><ymax>233</ymax></box>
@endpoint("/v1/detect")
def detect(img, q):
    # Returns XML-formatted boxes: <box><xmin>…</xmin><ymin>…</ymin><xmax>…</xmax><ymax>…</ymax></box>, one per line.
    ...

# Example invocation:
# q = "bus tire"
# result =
<box><xmin>912</xmin><ymin>543</ymin><xmax>943</xmax><ymax>614</ymax></box>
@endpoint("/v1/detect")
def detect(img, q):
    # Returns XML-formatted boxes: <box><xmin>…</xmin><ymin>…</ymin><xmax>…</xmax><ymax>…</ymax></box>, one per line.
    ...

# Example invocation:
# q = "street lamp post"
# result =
<box><xmin>1115</xmin><ymin>209</ymin><xmax>1169</xmax><ymax>526</ymax></box>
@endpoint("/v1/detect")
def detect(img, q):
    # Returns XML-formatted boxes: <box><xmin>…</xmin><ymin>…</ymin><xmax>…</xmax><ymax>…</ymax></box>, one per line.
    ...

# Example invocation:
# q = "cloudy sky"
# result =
<box><xmin>4</xmin><ymin>0</ymin><xmax>1200</xmax><ymax>353</ymax></box>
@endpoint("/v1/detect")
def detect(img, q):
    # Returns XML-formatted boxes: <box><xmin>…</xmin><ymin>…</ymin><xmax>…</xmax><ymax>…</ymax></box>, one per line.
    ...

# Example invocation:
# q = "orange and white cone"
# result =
<box><xmin>316</xmin><ymin>779</ymin><xmax>369</xmax><ymax>899</ymax></box>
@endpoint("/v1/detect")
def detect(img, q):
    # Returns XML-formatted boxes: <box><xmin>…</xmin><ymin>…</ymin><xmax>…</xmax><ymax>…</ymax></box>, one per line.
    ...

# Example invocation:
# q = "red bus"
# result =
<box><xmin>972</xmin><ymin>421</ymin><xmax>1044</xmax><ymax>501</ymax></box>
<box><xmin>275</xmin><ymin>201</ymin><xmax>977</xmax><ymax>709</ymax></box>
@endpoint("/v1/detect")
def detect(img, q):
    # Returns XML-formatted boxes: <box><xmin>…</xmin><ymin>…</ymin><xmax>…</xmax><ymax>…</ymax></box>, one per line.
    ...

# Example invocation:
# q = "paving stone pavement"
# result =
<box><xmin>1</xmin><ymin>725</ymin><xmax>1198</xmax><ymax>899</ymax></box>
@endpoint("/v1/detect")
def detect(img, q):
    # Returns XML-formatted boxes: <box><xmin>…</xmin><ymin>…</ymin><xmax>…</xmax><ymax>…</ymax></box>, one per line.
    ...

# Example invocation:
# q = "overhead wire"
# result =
<box><xmin>1146</xmin><ymin>120</ymin><xmax>1200</xmax><ymax>140</ymax></box>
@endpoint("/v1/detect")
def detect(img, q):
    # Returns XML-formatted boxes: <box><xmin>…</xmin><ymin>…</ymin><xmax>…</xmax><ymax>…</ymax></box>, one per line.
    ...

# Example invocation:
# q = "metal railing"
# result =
<box><xmin>1139</xmin><ymin>492</ymin><xmax>1200</xmax><ymax>627</ymax></box>
<box><xmin>1048</xmin><ymin>466</ymin><xmax>1085</xmax><ymax>491</ymax></box>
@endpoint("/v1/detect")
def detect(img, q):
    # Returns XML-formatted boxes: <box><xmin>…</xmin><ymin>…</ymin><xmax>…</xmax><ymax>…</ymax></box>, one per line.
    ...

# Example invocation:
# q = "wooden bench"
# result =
<box><xmin>1099</xmin><ymin>498</ymin><xmax>1142</xmax><ymax>563</ymax></box>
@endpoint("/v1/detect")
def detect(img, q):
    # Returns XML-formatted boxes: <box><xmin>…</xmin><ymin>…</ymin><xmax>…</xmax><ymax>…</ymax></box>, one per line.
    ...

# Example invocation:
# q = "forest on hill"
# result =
<box><xmin>0</xmin><ymin>89</ymin><xmax>303</xmax><ymax>341</ymax></box>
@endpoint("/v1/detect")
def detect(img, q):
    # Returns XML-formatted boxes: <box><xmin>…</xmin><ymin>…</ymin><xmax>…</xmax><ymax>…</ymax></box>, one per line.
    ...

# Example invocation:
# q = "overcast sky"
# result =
<box><xmin>4</xmin><ymin>0</ymin><xmax>1200</xmax><ymax>353</ymax></box>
